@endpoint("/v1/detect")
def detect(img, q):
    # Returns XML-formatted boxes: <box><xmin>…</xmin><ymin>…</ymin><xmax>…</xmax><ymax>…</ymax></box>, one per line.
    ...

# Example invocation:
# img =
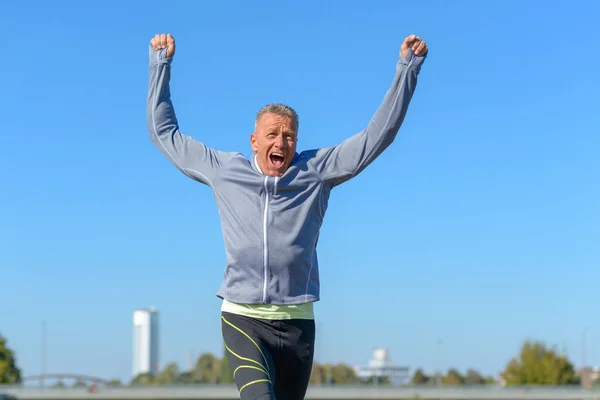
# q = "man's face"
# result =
<box><xmin>250</xmin><ymin>112</ymin><xmax>297</xmax><ymax>177</ymax></box>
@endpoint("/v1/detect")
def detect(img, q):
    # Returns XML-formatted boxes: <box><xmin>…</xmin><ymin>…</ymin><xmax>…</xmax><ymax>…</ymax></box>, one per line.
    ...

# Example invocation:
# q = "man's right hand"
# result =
<box><xmin>150</xmin><ymin>33</ymin><xmax>176</xmax><ymax>58</ymax></box>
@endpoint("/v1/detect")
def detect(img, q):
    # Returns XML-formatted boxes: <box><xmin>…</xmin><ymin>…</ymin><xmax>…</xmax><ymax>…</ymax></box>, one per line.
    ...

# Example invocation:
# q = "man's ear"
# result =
<box><xmin>250</xmin><ymin>133</ymin><xmax>258</xmax><ymax>153</ymax></box>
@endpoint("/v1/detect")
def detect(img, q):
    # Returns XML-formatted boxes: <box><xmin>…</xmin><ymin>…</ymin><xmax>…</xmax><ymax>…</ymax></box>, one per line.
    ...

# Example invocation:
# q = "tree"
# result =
<box><xmin>365</xmin><ymin>375</ymin><xmax>391</xmax><ymax>385</ymax></box>
<box><xmin>155</xmin><ymin>362</ymin><xmax>180</xmax><ymax>384</ymax></box>
<box><xmin>193</xmin><ymin>353</ymin><xmax>221</xmax><ymax>383</ymax></box>
<box><xmin>466</xmin><ymin>369</ymin><xmax>496</xmax><ymax>384</ymax></box>
<box><xmin>0</xmin><ymin>334</ymin><xmax>22</xmax><ymax>384</ymax></box>
<box><xmin>330</xmin><ymin>363</ymin><xmax>359</xmax><ymax>385</ymax></box>
<box><xmin>106</xmin><ymin>379</ymin><xmax>122</xmax><ymax>387</ymax></box>
<box><xmin>310</xmin><ymin>363</ymin><xmax>326</xmax><ymax>385</ymax></box>
<box><xmin>309</xmin><ymin>362</ymin><xmax>361</xmax><ymax>385</ymax></box>
<box><xmin>501</xmin><ymin>340</ymin><xmax>579</xmax><ymax>385</ymax></box>
<box><xmin>130</xmin><ymin>372</ymin><xmax>155</xmax><ymax>386</ymax></box>
<box><xmin>51</xmin><ymin>380</ymin><xmax>65</xmax><ymax>388</ymax></box>
<box><xmin>219</xmin><ymin>346</ymin><xmax>234</xmax><ymax>384</ymax></box>
<box><xmin>411</xmin><ymin>368</ymin><xmax>430</xmax><ymax>384</ymax></box>
<box><xmin>176</xmin><ymin>371</ymin><xmax>193</xmax><ymax>384</ymax></box>
<box><xmin>464</xmin><ymin>368</ymin><xmax>486</xmax><ymax>385</ymax></box>
<box><xmin>73</xmin><ymin>379</ymin><xmax>87</xmax><ymax>388</ymax></box>
<box><xmin>442</xmin><ymin>368</ymin><xmax>464</xmax><ymax>385</ymax></box>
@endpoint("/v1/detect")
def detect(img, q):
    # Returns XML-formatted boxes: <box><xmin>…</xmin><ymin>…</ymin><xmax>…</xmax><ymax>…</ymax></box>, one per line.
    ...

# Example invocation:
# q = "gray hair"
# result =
<box><xmin>255</xmin><ymin>103</ymin><xmax>299</xmax><ymax>130</ymax></box>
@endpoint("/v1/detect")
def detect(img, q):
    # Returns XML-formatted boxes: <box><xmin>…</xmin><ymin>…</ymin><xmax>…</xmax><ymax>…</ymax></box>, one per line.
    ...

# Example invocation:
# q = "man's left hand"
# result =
<box><xmin>401</xmin><ymin>34</ymin><xmax>428</xmax><ymax>59</ymax></box>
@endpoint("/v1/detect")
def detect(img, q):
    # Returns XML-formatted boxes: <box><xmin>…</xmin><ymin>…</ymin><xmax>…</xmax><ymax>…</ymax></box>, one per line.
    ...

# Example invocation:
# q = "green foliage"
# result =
<box><xmin>310</xmin><ymin>363</ymin><xmax>326</xmax><ymax>384</ymax></box>
<box><xmin>309</xmin><ymin>362</ymin><xmax>360</xmax><ymax>385</ymax></box>
<box><xmin>51</xmin><ymin>380</ymin><xmax>65</xmax><ymax>388</ymax></box>
<box><xmin>364</xmin><ymin>375</ymin><xmax>391</xmax><ymax>385</ymax></box>
<box><xmin>193</xmin><ymin>353</ymin><xmax>221</xmax><ymax>383</ymax></box>
<box><xmin>411</xmin><ymin>368</ymin><xmax>430</xmax><ymax>384</ymax></box>
<box><xmin>464</xmin><ymin>368</ymin><xmax>486</xmax><ymax>385</ymax></box>
<box><xmin>129</xmin><ymin>372</ymin><xmax>155</xmax><ymax>386</ymax></box>
<box><xmin>442</xmin><ymin>368</ymin><xmax>464</xmax><ymax>385</ymax></box>
<box><xmin>125</xmin><ymin>350</ymin><xmax>234</xmax><ymax>386</ymax></box>
<box><xmin>0</xmin><ymin>334</ymin><xmax>22</xmax><ymax>384</ymax></box>
<box><xmin>330</xmin><ymin>363</ymin><xmax>359</xmax><ymax>385</ymax></box>
<box><xmin>410</xmin><ymin>368</ymin><xmax>495</xmax><ymax>386</ymax></box>
<box><xmin>155</xmin><ymin>362</ymin><xmax>180</xmax><ymax>385</ymax></box>
<box><xmin>72</xmin><ymin>379</ymin><xmax>87</xmax><ymax>388</ymax></box>
<box><xmin>176</xmin><ymin>371</ymin><xmax>193</xmax><ymax>384</ymax></box>
<box><xmin>501</xmin><ymin>340</ymin><xmax>579</xmax><ymax>385</ymax></box>
<box><xmin>219</xmin><ymin>346</ymin><xmax>234</xmax><ymax>384</ymax></box>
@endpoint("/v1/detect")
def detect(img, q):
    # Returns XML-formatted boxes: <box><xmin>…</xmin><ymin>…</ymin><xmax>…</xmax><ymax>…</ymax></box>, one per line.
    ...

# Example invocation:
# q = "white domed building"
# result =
<box><xmin>354</xmin><ymin>348</ymin><xmax>410</xmax><ymax>385</ymax></box>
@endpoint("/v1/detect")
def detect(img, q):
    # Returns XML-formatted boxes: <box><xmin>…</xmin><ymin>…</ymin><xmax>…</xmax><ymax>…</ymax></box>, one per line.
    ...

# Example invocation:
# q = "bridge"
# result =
<box><xmin>21</xmin><ymin>374</ymin><xmax>112</xmax><ymax>386</ymax></box>
<box><xmin>2</xmin><ymin>385</ymin><xmax>600</xmax><ymax>400</ymax></box>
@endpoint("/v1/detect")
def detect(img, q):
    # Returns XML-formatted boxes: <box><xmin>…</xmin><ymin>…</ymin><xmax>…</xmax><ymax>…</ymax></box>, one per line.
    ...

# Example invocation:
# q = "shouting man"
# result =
<box><xmin>147</xmin><ymin>32</ymin><xmax>428</xmax><ymax>400</ymax></box>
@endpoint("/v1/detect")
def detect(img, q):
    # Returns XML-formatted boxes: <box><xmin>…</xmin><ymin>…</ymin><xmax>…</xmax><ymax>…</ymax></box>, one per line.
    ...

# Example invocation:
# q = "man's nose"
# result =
<box><xmin>274</xmin><ymin>136</ymin><xmax>285</xmax><ymax>149</ymax></box>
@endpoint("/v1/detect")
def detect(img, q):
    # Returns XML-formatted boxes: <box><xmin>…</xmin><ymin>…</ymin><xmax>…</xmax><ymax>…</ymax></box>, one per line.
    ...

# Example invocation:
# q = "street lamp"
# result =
<box><xmin>436</xmin><ymin>339</ymin><xmax>443</xmax><ymax>386</ymax></box>
<box><xmin>41</xmin><ymin>321</ymin><xmax>47</xmax><ymax>389</ymax></box>
<box><xmin>582</xmin><ymin>325</ymin><xmax>592</xmax><ymax>369</ymax></box>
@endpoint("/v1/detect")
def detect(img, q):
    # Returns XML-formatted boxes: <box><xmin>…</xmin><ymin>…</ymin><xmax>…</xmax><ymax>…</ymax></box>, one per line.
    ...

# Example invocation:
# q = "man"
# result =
<box><xmin>147</xmin><ymin>33</ymin><xmax>428</xmax><ymax>400</ymax></box>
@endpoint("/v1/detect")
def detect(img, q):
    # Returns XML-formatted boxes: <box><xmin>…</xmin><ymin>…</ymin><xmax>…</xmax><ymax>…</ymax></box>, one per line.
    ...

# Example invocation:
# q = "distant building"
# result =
<box><xmin>132</xmin><ymin>308</ymin><xmax>159</xmax><ymax>377</ymax></box>
<box><xmin>355</xmin><ymin>348</ymin><xmax>410</xmax><ymax>385</ymax></box>
<box><xmin>576</xmin><ymin>366</ymin><xmax>600</xmax><ymax>389</ymax></box>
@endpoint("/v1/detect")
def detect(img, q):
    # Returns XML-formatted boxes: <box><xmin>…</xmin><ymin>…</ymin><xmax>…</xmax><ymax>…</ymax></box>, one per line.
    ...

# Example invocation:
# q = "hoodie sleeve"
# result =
<box><xmin>307</xmin><ymin>49</ymin><xmax>426</xmax><ymax>187</ymax></box>
<box><xmin>147</xmin><ymin>46</ymin><xmax>238</xmax><ymax>187</ymax></box>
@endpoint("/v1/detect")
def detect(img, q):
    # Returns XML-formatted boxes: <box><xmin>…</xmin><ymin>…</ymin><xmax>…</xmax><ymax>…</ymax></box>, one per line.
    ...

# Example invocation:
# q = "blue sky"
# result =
<box><xmin>2</xmin><ymin>0</ymin><xmax>599</xmax><ymax>384</ymax></box>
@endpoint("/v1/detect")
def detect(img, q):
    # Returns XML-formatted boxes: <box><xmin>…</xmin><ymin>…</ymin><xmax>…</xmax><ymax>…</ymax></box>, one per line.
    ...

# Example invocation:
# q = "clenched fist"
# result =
<box><xmin>150</xmin><ymin>33</ymin><xmax>176</xmax><ymax>58</ymax></box>
<box><xmin>401</xmin><ymin>34</ymin><xmax>428</xmax><ymax>59</ymax></box>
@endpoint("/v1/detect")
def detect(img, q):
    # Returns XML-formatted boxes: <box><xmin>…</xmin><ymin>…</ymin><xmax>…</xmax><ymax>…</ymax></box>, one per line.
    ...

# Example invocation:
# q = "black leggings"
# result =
<box><xmin>221</xmin><ymin>311</ymin><xmax>315</xmax><ymax>400</ymax></box>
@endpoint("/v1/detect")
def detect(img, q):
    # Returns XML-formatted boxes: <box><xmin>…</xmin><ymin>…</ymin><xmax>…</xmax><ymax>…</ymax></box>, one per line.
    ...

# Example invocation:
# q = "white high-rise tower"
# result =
<box><xmin>132</xmin><ymin>308</ymin><xmax>159</xmax><ymax>377</ymax></box>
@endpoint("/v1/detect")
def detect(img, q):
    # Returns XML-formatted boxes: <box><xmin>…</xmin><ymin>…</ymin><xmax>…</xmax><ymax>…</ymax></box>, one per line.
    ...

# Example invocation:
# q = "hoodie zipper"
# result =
<box><xmin>261</xmin><ymin>176</ymin><xmax>280</xmax><ymax>303</ymax></box>
<box><xmin>262</xmin><ymin>176</ymin><xmax>270</xmax><ymax>303</ymax></box>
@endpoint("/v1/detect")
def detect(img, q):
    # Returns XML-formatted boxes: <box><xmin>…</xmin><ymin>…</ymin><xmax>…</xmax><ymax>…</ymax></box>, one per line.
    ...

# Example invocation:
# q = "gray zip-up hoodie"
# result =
<box><xmin>147</xmin><ymin>45</ymin><xmax>426</xmax><ymax>305</ymax></box>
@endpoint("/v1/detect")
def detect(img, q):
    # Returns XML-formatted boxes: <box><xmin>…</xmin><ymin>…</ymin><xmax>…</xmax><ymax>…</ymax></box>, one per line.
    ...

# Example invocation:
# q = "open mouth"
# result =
<box><xmin>269</xmin><ymin>152</ymin><xmax>285</xmax><ymax>169</ymax></box>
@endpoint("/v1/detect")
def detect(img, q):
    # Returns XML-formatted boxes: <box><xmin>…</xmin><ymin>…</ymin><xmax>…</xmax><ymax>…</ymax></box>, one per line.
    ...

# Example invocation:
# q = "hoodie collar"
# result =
<box><xmin>252</xmin><ymin>154</ymin><xmax>265</xmax><ymax>175</ymax></box>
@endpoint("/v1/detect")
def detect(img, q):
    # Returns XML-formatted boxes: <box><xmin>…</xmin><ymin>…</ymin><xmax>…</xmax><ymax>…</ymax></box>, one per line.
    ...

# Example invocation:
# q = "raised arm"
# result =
<box><xmin>308</xmin><ymin>35</ymin><xmax>428</xmax><ymax>187</ymax></box>
<box><xmin>147</xmin><ymin>33</ymin><xmax>237</xmax><ymax>187</ymax></box>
